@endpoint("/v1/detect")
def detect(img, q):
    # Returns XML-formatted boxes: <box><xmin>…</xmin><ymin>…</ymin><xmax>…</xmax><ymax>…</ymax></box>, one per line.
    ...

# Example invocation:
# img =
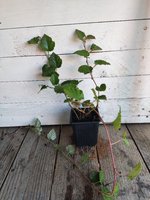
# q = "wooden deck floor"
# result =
<box><xmin>0</xmin><ymin>124</ymin><xmax>150</xmax><ymax>200</ymax></box>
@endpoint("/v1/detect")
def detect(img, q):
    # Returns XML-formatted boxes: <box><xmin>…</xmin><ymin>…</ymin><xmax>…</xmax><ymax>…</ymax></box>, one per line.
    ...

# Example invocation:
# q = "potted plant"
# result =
<box><xmin>27</xmin><ymin>30</ymin><xmax>142</xmax><ymax>199</ymax></box>
<box><xmin>27</xmin><ymin>29</ymin><xmax>111</xmax><ymax>147</ymax></box>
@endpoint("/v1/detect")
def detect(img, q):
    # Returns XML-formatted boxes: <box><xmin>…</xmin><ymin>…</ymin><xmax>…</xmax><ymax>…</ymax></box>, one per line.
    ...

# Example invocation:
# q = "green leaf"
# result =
<box><xmin>95</xmin><ymin>60</ymin><xmax>110</xmax><ymax>65</ymax></box>
<box><xmin>54</xmin><ymin>85</ymin><xmax>64</xmax><ymax>93</ymax></box>
<box><xmin>33</xmin><ymin>118</ymin><xmax>42</xmax><ymax>135</ymax></box>
<box><xmin>113</xmin><ymin>183</ymin><xmax>119</xmax><ymax>198</ymax></box>
<box><xmin>86</xmin><ymin>35</ymin><xmax>96</xmax><ymax>40</ymax></box>
<box><xmin>63</xmin><ymin>84</ymin><xmax>84</xmax><ymax>100</ymax></box>
<box><xmin>101</xmin><ymin>187</ymin><xmax>112</xmax><ymax>200</ymax></box>
<box><xmin>75</xmin><ymin>29</ymin><xmax>86</xmax><ymax>41</ymax></box>
<box><xmin>42</xmin><ymin>64</ymin><xmax>55</xmax><ymax>77</ymax></box>
<box><xmin>50</xmin><ymin>73</ymin><xmax>59</xmax><ymax>85</ymax></box>
<box><xmin>74</xmin><ymin>50</ymin><xmax>89</xmax><ymax>58</ymax></box>
<box><xmin>122</xmin><ymin>131</ymin><xmax>129</xmax><ymax>146</ymax></box>
<box><xmin>96</xmin><ymin>84</ymin><xmax>106</xmax><ymax>91</ymax></box>
<box><xmin>89</xmin><ymin>171</ymin><xmax>99</xmax><ymax>183</ymax></box>
<box><xmin>113</xmin><ymin>108</ymin><xmax>121</xmax><ymax>131</ymax></box>
<box><xmin>39</xmin><ymin>85</ymin><xmax>49</xmax><ymax>92</ymax></box>
<box><xmin>66</xmin><ymin>145</ymin><xmax>75</xmax><ymax>156</ymax></box>
<box><xmin>128</xmin><ymin>162</ymin><xmax>142</xmax><ymax>180</ymax></box>
<box><xmin>48</xmin><ymin>52</ymin><xmax>62</xmax><ymax>68</ymax></box>
<box><xmin>47</xmin><ymin>129</ymin><xmax>57</xmax><ymax>141</ymax></box>
<box><xmin>80</xmin><ymin>153</ymin><xmax>90</xmax><ymax>164</ymax></box>
<box><xmin>39</xmin><ymin>34</ymin><xmax>55</xmax><ymax>51</ymax></box>
<box><xmin>82</xmin><ymin>100</ymin><xmax>94</xmax><ymax>107</ymax></box>
<box><xmin>61</xmin><ymin>80</ymin><xmax>81</xmax><ymax>86</ymax></box>
<box><xmin>91</xmin><ymin>88</ymin><xmax>98</xmax><ymax>101</ymax></box>
<box><xmin>98</xmin><ymin>95</ymin><xmax>107</xmax><ymax>100</ymax></box>
<box><xmin>78</xmin><ymin>65</ymin><xmax>93</xmax><ymax>74</ymax></box>
<box><xmin>64</xmin><ymin>98</ymin><xmax>73</xmax><ymax>103</ymax></box>
<box><xmin>27</xmin><ymin>36</ymin><xmax>41</xmax><ymax>44</ymax></box>
<box><xmin>90</xmin><ymin>43</ymin><xmax>102</xmax><ymax>51</ymax></box>
<box><xmin>99</xmin><ymin>170</ymin><xmax>105</xmax><ymax>184</ymax></box>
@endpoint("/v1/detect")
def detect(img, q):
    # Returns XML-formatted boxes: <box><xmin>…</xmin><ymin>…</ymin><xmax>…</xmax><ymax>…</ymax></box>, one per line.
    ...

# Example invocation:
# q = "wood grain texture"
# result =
<box><xmin>0</xmin><ymin>126</ymin><xmax>59</xmax><ymax>200</ymax></box>
<box><xmin>126</xmin><ymin>124</ymin><xmax>150</xmax><ymax>170</ymax></box>
<box><xmin>97</xmin><ymin>125</ymin><xmax>150</xmax><ymax>200</ymax></box>
<box><xmin>0</xmin><ymin>0</ymin><xmax>149</xmax><ymax>29</ymax></box>
<box><xmin>0</xmin><ymin>49</ymin><xmax>150</xmax><ymax>81</ymax></box>
<box><xmin>51</xmin><ymin>125</ymin><xmax>101</xmax><ymax>200</ymax></box>
<box><xmin>0</xmin><ymin>127</ymin><xmax>27</xmax><ymax>188</ymax></box>
<box><xmin>0</xmin><ymin>20</ymin><xmax>150</xmax><ymax>58</ymax></box>
<box><xmin>0</xmin><ymin>1</ymin><xmax>150</xmax><ymax>126</ymax></box>
<box><xmin>0</xmin><ymin>98</ymin><xmax>150</xmax><ymax>127</ymax></box>
<box><xmin>0</xmin><ymin>76</ymin><xmax>150</xmax><ymax>103</ymax></box>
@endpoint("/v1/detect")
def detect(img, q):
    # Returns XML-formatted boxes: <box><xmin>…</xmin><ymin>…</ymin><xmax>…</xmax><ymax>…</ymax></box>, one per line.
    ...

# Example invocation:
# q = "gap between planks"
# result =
<box><xmin>126</xmin><ymin>124</ymin><xmax>150</xmax><ymax>173</ymax></box>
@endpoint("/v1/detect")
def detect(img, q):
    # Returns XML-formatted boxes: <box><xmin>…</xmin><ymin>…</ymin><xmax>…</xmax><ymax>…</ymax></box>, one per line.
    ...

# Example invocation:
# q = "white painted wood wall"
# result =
<box><xmin>0</xmin><ymin>0</ymin><xmax>150</xmax><ymax>127</ymax></box>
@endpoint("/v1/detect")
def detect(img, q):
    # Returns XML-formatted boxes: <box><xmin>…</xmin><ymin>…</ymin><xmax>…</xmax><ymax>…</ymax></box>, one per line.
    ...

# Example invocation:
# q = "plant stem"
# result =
<box><xmin>83</xmin><ymin>40</ymin><xmax>99</xmax><ymax>107</ymax></box>
<box><xmin>94</xmin><ymin>109</ymin><xmax>119</xmax><ymax>194</ymax></box>
<box><xmin>112</xmin><ymin>139</ymin><xmax>122</xmax><ymax>146</ymax></box>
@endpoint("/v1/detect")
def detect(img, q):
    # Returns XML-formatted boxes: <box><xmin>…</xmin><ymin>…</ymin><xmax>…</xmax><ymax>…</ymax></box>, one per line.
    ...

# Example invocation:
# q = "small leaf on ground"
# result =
<box><xmin>80</xmin><ymin>153</ymin><xmax>90</xmax><ymax>164</ymax></box>
<box><xmin>99</xmin><ymin>170</ymin><xmax>105</xmax><ymax>184</ymax></box>
<box><xmin>47</xmin><ymin>129</ymin><xmax>57</xmax><ymax>141</ymax></box>
<box><xmin>89</xmin><ymin>171</ymin><xmax>99</xmax><ymax>183</ymax></box>
<box><xmin>101</xmin><ymin>187</ymin><xmax>113</xmax><ymax>200</ymax></box>
<box><xmin>128</xmin><ymin>162</ymin><xmax>142</xmax><ymax>180</ymax></box>
<box><xmin>113</xmin><ymin>107</ymin><xmax>121</xmax><ymax>131</ymax></box>
<box><xmin>113</xmin><ymin>182</ymin><xmax>119</xmax><ymax>198</ymax></box>
<box><xmin>66</xmin><ymin>145</ymin><xmax>75</xmax><ymax>156</ymax></box>
<box><xmin>33</xmin><ymin>118</ymin><xmax>42</xmax><ymax>135</ymax></box>
<box><xmin>122</xmin><ymin>131</ymin><xmax>129</xmax><ymax>146</ymax></box>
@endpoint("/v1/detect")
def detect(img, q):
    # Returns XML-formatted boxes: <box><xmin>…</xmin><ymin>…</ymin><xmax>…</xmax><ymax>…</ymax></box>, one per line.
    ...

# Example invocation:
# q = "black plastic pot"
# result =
<box><xmin>70</xmin><ymin>108</ymin><xmax>100</xmax><ymax>147</ymax></box>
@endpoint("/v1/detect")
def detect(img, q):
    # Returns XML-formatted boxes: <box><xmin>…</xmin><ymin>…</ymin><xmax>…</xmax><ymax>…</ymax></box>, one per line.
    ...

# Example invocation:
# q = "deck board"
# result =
<box><xmin>97</xmin><ymin>125</ymin><xmax>150</xmax><ymax>200</ymax></box>
<box><xmin>0</xmin><ymin>124</ymin><xmax>150</xmax><ymax>199</ymax></box>
<box><xmin>0</xmin><ymin>126</ymin><xmax>59</xmax><ymax>200</ymax></box>
<box><xmin>0</xmin><ymin>127</ymin><xmax>28</xmax><ymax>189</ymax></box>
<box><xmin>51</xmin><ymin>126</ymin><xmax>101</xmax><ymax>200</ymax></box>
<box><xmin>126</xmin><ymin>124</ymin><xmax>150</xmax><ymax>170</ymax></box>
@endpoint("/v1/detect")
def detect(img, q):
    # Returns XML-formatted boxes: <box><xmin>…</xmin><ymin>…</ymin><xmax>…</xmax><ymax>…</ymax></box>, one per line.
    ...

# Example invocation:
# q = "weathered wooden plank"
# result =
<box><xmin>126</xmin><ymin>124</ymin><xmax>150</xmax><ymax>170</ymax></box>
<box><xmin>0</xmin><ymin>20</ymin><xmax>150</xmax><ymax>58</ymax></box>
<box><xmin>0</xmin><ymin>126</ymin><xmax>59</xmax><ymax>200</ymax></box>
<box><xmin>0</xmin><ymin>127</ymin><xmax>27</xmax><ymax>188</ymax></box>
<box><xmin>97</xmin><ymin>125</ymin><xmax>150</xmax><ymax>199</ymax></box>
<box><xmin>0</xmin><ymin>98</ymin><xmax>150</xmax><ymax>127</ymax></box>
<box><xmin>0</xmin><ymin>49</ymin><xmax>150</xmax><ymax>81</ymax></box>
<box><xmin>51</xmin><ymin>126</ymin><xmax>101</xmax><ymax>200</ymax></box>
<box><xmin>0</xmin><ymin>0</ymin><xmax>149</xmax><ymax>29</ymax></box>
<box><xmin>0</xmin><ymin>76</ymin><xmax>150</xmax><ymax>104</ymax></box>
